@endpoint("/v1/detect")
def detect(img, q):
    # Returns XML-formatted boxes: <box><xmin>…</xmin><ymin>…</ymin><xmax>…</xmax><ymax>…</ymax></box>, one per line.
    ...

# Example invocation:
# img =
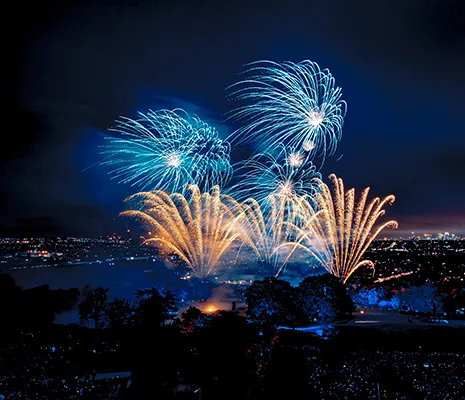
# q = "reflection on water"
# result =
<box><xmin>7</xmin><ymin>259</ymin><xmax>187</xmax><ymax>324</ymax></box>
<box><xmin>8</xmin><ymin>259</ymin><xmax>169</xmax><ymax>299</ymax></box>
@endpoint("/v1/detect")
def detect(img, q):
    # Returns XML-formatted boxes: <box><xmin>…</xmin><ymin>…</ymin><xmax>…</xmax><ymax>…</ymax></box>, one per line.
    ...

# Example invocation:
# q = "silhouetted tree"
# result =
<box><xmin>20</xmin><ymin>285</ymin><xmax>56</xmax><ymax>328</ymax></box>
<box><xmin>129</xmin><ymin>288</ymin><xmax>181</xmax><ymax>399</ymax></box>
<box><xmin>134</xmin><ymin>287</ymin><xmax>178</xmax><ymax>330</ymax></box>
<box><xmin>78</xmin><ymin>286</ymin><xmax>109</xmax><ymax>329</ymax></box>
<box><xmin>0</xmin><ymin>272</ymin><xmax>21</xmax><ymax>297</ymax></box>
<box><xmin>188</xmin><ymin>311</ymin><xmax>258</xmax><ymax>400</ymax></box>
<box><xmin>297</xmin><ymin>274</ymin><xmax>354</xmax><ymax>325</ymax></box>
<box><xmin>0</xmin><ymin>273</ymin><xmax>22</xmax><ymax>330</ymax></box>
<box><xmin>181</xmin><ymin>306</ymin><xmax>210</xmax><ymax>333</ymax></box>
<box><xmin>164</xmin><ymin>289</ymin><xmax>179</xmax><ymax>315</ymax></box>
<box><xmin>104</xmin><ymin>297</ymin><xmax>133</xmax><ymax>329</ymax></box>
<box><xmin>443</xmin><ymin>286</ymin><xmax>465</xmax><ymax>315</ymax></box>
<box><xmin>350</xmin><ymin>286</ymin><xmax>387</xmax><ymax>308</ymax></box>
<box><xmin>1</xmin><ymin>273</ymin><xmax>80</xmax><ymax>331</ymax></box>
<box><xmin>246</xmin><ymin>277</ymin><xmax>298</xmax><ymax>326</ymax></box>
<box><xmin>397</xmin><ymin>284</ymin><xmax>446</xmax><ymax>316</ymax></box>
<box><xmin>50</xmin><ymin>288</ymin><xmax>80</xmax><ymax>313</ymax></box>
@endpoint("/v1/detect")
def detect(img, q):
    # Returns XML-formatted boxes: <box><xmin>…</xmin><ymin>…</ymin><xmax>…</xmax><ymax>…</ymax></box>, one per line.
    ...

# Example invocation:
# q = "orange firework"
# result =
<box><xmin>276</xmin><ymin>174</ymin><xmax>398</xmax><ymax>283</ymax></box>
<box><xmin>120</xmin><ymin>185</ymin><xmax>242</xmax><ymax>278</ymax></box>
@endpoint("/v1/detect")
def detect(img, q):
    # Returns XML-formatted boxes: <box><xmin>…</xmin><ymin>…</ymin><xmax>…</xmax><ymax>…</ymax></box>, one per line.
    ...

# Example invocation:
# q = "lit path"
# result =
<box><xmin>345</xmin><ymin>308</ymin><xmax>465</xmax><ymax>327</ymax></box>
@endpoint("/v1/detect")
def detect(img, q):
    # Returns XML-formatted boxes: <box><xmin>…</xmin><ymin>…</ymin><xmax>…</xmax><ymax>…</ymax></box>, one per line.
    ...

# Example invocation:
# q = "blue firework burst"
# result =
<box><xmin>226</xmin><ymin>60</ymin><xmax>346</xmax><ymax>163</ymax></box>
<box><xmin>229</xmin><ymin>144</ymin><xmax>322</xmax><ymax>205</ymax></box>
<box><xmin>101</xmin><ymin>108</ymin><xmax>232</xmax><ymax>193</ymax></box>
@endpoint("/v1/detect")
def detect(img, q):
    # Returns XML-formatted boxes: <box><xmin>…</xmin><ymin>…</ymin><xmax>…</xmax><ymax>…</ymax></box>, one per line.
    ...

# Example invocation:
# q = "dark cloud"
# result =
<box><xmin>3</xmin><ymin>0</ymin><xmax>465</xmax><ymax>236</ymax></box>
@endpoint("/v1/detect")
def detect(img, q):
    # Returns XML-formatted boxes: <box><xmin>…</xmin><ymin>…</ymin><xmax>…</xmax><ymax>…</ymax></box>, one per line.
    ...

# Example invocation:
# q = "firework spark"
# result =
<box><xmin>276</xmin><ymin>174</ymin><xmax>398</xmax><ymax>283</ymax></box>
<box><xmin>287</xmin><ymin>151</ymin><xmax>304</xmax><ymax>168</ymax></box>
<box><xmin>102</xmin><ymin>108</ymin><xmax>232</xmax><ymax>193</ymax></box>
<box><xmin>303</xmin><ymin>140</ymin><xmax>315</xmax><ymax>152</ymax></box>
<box><xmin>226</xmin><ymin>60</ymin><xmax>346</xmax><ymax>161</ymax></box>
<box><xmin>120</xmin><ymin>185</ymin><xmax>241</xmax><ymax>278</ymax></box>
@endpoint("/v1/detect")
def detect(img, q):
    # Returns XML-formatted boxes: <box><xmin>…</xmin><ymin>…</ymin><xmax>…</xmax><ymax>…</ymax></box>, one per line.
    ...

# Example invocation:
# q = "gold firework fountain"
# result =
<box><xmin>276</xmin><ymin>174</ymin><xmax>398</xmax><ymax>283</ymax></box>
<box><xmin>120</xmin><ymin>185</ymin><xmax>242</xmax><ymax>278</ymax></box>
<box><xmin>222</xmin><ymin>194</ymin><xmax>314</xmax><ymax>271</ymax></box>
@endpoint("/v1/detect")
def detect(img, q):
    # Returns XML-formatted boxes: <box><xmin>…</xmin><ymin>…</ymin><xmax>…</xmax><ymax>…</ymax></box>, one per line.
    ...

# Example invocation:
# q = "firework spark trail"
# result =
<box><xmin>228</xmin><ymin>145</ymin><xmax>322</xmax><ymax>209</ymax></box>
<box><xmin>374</xmin><ymin>271</ymin><xmax>414</xmax><ymax>283</ymax></box>
<box><xmin>102</xmin><ymin>108</ymin><xmax>232</xmax><ymax>193</ymax></box>
<box><xmin>221</xmin><ymin>194</ymin><xmax>318</xmax><ymax>271</ymax></box>
<box><xmin>120</xmin><ymin>185</ymin><xmax>241</xmax><ymax>278</ymax></box>
<box><xmin>225</xmin><ymin>145</ymin><xmax>322</xmax><ymax>270</ymax></box>
<box><xmin>275</xmin><ymin>174</ymin><xmax>398</xmax><ymax>283</ymax></box>
<box><xmin>226</xmin><ymin>60</ymin><xmax>346</xmax><ymax>162</ymax></box>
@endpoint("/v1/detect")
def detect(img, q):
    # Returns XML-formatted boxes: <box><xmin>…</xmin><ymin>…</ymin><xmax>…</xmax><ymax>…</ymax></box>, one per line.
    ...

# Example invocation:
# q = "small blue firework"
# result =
<box><xmin>101</xmin><ymin>108</ymin><xmax>232</xmax><ymax>193</ymax></box>
<box><xmin>229</xmin><ymin>144</ymin><xmax>322</xmax><ymax>206</ymax></box>
<box><xmin>226</xmin><ymin>60</ymin><xmax>346</xmax><ymax>163</ymax></box>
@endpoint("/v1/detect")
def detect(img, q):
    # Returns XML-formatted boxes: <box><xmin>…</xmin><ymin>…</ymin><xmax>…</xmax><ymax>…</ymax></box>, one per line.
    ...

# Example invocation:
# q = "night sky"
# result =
<box><xmin>3</xmin><ymin>0</ymin><xmax>465</xmax><ymax>237</ymax></box>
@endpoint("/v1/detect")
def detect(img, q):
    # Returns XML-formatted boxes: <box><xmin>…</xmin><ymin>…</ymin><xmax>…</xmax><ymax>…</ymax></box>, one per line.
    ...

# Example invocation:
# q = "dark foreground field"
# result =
<box><xmin>279</xmin><ymin>324</ymin><xmax>465</xmax><ymax>352</ymax></box>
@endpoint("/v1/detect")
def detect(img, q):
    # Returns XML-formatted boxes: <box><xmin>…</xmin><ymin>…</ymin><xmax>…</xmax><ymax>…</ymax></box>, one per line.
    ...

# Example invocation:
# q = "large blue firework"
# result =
<box><xmin>101</xmin><ymin>108</ymin><xmax>232</xmax><ymax>193</ymax></box>
<box><xmin>229</xmin><ymin>145</ymin><xmax>322</xmax><ymax>206</ymax></box>
<box><xmin>226</xmin><ymin>60</ymin><xmax>346</xmax><ymax>162</ymax></box>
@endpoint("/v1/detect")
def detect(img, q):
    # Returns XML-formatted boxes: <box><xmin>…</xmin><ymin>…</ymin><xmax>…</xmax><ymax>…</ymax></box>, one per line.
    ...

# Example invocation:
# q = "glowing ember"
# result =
<box><xmin>287</xmin><ymin>152</ymin><xmax>304</xmax><ymax>167</ymax></box>
<box><xmin>204</xmin><ymin>304</ymin><xmax>218</xmax><ymax>313</ymax></box>
<box><xmin>303</xmin><ymin>140</ymin><xmax>315</xmax><ymax>152</ymax></box>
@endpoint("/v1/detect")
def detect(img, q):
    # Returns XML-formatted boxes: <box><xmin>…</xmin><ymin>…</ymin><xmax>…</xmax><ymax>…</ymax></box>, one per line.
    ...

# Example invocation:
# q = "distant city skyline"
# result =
<box><xmin>1</xmin><ymin>231</ymin><xmax>464</xmax><ymax>241</ymax></box>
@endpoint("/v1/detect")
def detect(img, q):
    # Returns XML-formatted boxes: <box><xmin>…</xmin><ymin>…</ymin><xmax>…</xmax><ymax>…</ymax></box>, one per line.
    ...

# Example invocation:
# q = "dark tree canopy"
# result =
<box><xmin>298</xmin><ymin>274</ymin><xmax>355</xmax><ymax>322</ymax></box>
<box><xmin>134</xmin><ymin>287</ymin><xmax>179</xmax><ymax>330</ymax></box>
<box><xmin>0</xmin><ymin>273</ymin><xmax>80</xmax><ymax>332</ymax></box>
<box><xmin>245</xmin><ymin>274</ymin><xmax>354</xmax><ymax>328</ymax></box>
<box><xmin>104</xmin><ymin>297</ymin><xmax>134</xmax><ymax>329</ymax></box>
<box><xmin>78</xmin><ymin>286</ymin><xmax>109</xmax><ymax>329</ymax></box>
<box><xmin>246</xmin><ymin>277</ymin><xmax>299</xmax><ymax>326</ymax></box>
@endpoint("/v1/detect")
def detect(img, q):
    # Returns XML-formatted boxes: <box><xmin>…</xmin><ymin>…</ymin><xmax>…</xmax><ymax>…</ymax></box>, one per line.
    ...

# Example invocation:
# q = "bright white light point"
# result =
<box><xmin>287</xmin><ymin>152</ymin><xmax>303</xmax><ymax>168</ymax></box>
<box><xmin>307</xmin><ymin>109</ymin><xmax>324</xmax><ymax>127</ymax></box>
<box><xmin>277</xmin><ymin>180</ymin><xmax>294</xmax><ymax>197</ymax></box>
<box><xmin>303</xmin><ymin>140</ymin><xmax>315</xmax><ymax>152</ymax></box>
<box><xmin>205</xmin><ymin>305</ymin><xmax>217</xmax><ymax>313</ymax></box>
<box><xmin>166</xmin><ymin>152</ymin><xmax>181</xmax><ymax>168</ymax></box>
